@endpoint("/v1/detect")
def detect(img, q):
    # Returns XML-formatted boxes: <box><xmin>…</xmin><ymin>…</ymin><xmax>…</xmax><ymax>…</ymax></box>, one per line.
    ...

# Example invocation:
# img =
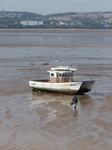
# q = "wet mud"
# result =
<box><xmin>0</xmin><ymin>29</ymin><xmax>112</xmax><ymax>150</ymax></box>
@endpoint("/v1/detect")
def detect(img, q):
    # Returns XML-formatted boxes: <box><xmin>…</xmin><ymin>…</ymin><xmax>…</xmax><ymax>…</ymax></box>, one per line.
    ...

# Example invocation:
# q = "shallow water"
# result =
<box><xmin>0</xmin><ymin>29</ymin><xmax>112</xmax><ymax>150</ymax></box>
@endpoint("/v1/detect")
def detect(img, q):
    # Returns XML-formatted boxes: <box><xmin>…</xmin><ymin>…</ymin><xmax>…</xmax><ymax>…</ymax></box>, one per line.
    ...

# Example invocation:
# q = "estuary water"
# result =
<box><xmin>0</xmin><ymin>29</ymin><xmax>112</xmax><ymax>150</ymax></box>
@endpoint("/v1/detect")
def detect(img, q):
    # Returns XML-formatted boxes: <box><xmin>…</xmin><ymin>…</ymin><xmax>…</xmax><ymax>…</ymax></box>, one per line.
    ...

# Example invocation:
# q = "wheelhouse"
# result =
<box><xmin>47</xmin><ymin>66</ymin><xmax>77</xmax><ymax>83</ymax></box>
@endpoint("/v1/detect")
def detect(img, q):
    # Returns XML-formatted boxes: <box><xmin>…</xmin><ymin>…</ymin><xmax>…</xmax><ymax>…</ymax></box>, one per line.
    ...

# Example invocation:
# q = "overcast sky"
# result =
<box><xmin>0</xmin><ymin>0</ymin><xmax>112</xmax><ymax>15</ymax></box>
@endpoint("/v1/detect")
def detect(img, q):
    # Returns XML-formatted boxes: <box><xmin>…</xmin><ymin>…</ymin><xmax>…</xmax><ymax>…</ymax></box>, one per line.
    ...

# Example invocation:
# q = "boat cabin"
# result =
<box><xmin>47</xmin><ymin>66</ymin><xmax>77</xmax><ymax>83</ymax></box>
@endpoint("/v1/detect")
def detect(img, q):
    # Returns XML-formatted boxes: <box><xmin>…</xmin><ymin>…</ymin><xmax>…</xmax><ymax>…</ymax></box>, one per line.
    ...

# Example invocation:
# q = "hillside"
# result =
<box><xmin>0</xmin><ymin>11</ymin><xmax>112</xmax><ymax>28</ymax></box>
<box><xmin>0</xmin><ymin>11</ymin><xmax>43</xmax><ymax>28</ymax></box>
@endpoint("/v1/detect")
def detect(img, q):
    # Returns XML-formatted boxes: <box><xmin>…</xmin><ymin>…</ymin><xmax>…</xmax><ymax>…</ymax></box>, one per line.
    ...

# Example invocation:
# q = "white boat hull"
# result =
<box><xmin>29</xmin><ymin>80</ymin><xmax>94</xmax><ymax>94</ymax></box>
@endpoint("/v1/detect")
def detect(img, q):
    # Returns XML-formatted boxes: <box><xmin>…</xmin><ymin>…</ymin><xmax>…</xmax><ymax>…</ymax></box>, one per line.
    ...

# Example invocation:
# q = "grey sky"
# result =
<box><xmin>0</xmin><ymin>0</ymin><xmax>112</xmax><ymax>15</ymax></box>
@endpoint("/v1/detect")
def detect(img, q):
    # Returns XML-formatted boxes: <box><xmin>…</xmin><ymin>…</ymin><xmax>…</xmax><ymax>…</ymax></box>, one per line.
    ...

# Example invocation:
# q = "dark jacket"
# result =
<box><xmin>70</xmin><ymin>95</ymin><xmax>78</xmax><ymax>105</ymax></box>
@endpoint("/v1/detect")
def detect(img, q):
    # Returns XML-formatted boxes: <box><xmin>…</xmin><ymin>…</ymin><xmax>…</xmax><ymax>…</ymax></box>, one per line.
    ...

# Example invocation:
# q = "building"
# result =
<box><xmin>21</xmin><ymin>20</ymin><xmax>43</xmax><ymax>26</ymax></box>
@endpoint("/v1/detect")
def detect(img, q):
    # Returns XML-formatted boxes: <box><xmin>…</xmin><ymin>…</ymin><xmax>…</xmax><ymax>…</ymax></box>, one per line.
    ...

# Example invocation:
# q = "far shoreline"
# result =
<box><xmin>0</xmin><ymin>28</ymin><xmax>111</xmax><ymax>32</ymax></box>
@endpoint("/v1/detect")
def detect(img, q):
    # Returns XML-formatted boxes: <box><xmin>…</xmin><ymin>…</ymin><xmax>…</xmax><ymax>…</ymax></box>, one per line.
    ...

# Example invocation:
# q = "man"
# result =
<box><xmin>70</xmin><ymin>95</ymin><xmax>78</xmax><ymax>110</ymax></box>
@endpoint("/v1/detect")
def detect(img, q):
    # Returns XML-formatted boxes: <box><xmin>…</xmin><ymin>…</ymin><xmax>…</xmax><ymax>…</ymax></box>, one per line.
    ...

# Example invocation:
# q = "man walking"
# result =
<box><xmin>70</xmin><ymin>95</ymin><xmax>78</xmax><ymax>110</ymax></box>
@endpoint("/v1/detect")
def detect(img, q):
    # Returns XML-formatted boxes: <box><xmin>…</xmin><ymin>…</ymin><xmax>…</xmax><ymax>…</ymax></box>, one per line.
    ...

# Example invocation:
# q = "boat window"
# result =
<box><xmin>57</xmin><ymin>73</ymin><xmax>59</xmax><ymax>77</ymax></box>
<box><xmin>62</xmin><ymin>74</ymin><xmax>64</xmax><ymax>77</ymax></box>
<box><xmin>51</xmin><ymin>73</ymin><xmax>54</xmax><ymax>76</ymax></box>
<box><xmin>65</xmin><ymin>74</ymin><xmax>67</xmax><ymax>77</ymax></box>
<box><xmin>66</xmin><ymin>73</ymin><xmax>70</xmax><ymax>77</ymax></box>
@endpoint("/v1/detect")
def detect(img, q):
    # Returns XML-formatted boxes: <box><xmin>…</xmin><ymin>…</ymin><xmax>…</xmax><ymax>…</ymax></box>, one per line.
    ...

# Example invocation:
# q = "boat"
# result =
<box><xmin>29</xmin><ymin>66</ymin><xmax>94</xmax><ymax>94</ymax></box>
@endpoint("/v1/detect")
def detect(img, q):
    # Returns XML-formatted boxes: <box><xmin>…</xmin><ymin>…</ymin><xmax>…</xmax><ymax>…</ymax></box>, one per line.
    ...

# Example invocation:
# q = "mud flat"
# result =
<box><xmin>0</xmin><ymin>29</ymin><xmax>112</xmax><ymax>150</ymax></box>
